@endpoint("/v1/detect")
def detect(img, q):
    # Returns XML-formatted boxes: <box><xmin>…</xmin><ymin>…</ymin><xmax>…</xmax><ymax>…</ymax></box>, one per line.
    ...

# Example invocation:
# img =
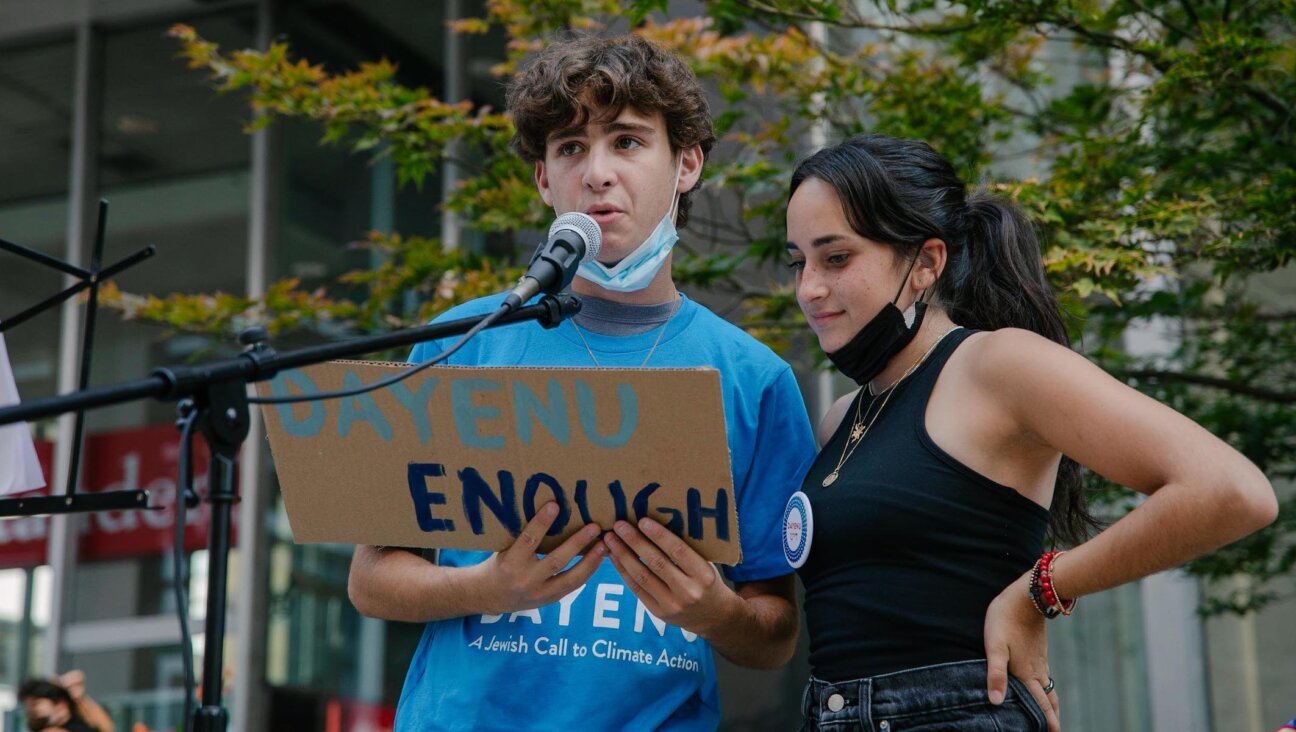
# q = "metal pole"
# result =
<box><xmin>439</xmin><ymin>0</ymin><xmax>463</xmax><ymax>253</ymax></box>
<box><xmin>233</xmin><ymin>2</ymin><xmax>275</xmax><ymax>728</ymax></box>
<box><xmin>806</xmin><ymin>20</ymin><xmax>837</xmax><ymax>425</ymax></box>
<box><xmin>191</xmin><ymin>407</ymin><xmax>243</xmax><ymax>732</ymax></box>
<box><xmin>16</xmin><ymin>567</ymin><xmax>35</xmax><ymax>680</ymax></box>
<box><xmin>45</xmin><ymin>16</ymin><xmax>101</xmax><ymax>675</ymax></box>
<box><xmin>64</xmin><ymin>201</ymin><xmax>108</xmax><ymax>497</ymax></box>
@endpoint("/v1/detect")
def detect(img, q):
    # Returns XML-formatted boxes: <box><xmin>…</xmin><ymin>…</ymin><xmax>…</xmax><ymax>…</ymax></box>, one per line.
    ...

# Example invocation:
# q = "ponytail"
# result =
<box><xmin>949</xmin><ymin>191</ymin><xmax>1067</xmax><ymax>346</ymax></box>
<box><xmin>957</xmin><ymin>190</ymin><xmax>1097</xmax><ymax>545</ymax></box>
<box><xmin>790</xmin><ymin>135</ymin><xmax>1100</xmax><ymax>545</ymax></box>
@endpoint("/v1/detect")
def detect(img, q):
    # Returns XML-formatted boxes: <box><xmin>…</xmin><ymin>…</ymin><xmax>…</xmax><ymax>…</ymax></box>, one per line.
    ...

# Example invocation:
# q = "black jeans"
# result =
<box><xmin>799</xmin><ymin>659</ymin><xmax>1047</xmax><ymax>731</ymax></box>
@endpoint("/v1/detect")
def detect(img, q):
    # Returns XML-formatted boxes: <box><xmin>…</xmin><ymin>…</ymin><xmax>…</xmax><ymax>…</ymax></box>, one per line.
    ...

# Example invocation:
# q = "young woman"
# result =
<box><xmin>783</xmin><ymin>134</ymin><xmax>1276</xmax><ymax>731</ymax></box>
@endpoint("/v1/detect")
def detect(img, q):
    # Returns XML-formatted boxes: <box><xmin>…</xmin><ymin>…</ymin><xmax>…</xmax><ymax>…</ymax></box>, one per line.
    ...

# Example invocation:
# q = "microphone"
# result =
<box><xmin>501</xmin><ymin>212</ymin><xmax>602</xmax><ymax>312</ymax></box>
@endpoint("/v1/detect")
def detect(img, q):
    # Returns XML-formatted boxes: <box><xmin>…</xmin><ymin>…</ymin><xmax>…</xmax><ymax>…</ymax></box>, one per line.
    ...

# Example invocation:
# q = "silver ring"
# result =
<box><xmin>1042</xmin><ymin>677</ymin><xmax>1055</xmax><ymax>694</ymax></box>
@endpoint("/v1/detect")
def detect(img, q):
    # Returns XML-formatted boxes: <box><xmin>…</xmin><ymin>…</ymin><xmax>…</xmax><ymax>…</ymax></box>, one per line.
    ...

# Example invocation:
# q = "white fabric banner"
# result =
<box><xmin>0</xmin><ymin>332</ymin><xmax>46</xmax><ymax>495</ymax></box>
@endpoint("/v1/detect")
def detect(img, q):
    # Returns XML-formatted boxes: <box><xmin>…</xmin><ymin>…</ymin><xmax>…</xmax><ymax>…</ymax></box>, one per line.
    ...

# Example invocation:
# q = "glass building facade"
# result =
<box><xmin>0</xmin><ymin>2</ymin><xmax>1291</xmax><ymax>731</ymax></box>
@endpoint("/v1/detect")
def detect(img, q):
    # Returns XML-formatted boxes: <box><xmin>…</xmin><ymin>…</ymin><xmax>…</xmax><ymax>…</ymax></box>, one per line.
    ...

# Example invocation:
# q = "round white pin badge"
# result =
<box><xmin>782</xmin><ymin>491</ymin><xmax>813</xmax><ymax>569</ymax></box>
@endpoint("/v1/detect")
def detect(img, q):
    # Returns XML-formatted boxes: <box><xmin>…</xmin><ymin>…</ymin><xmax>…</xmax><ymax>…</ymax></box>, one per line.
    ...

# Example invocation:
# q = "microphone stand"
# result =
<box><xmin>0</xmin><ymin>293</ymin><xmax>582</xmax><ymax>732</ymax></box>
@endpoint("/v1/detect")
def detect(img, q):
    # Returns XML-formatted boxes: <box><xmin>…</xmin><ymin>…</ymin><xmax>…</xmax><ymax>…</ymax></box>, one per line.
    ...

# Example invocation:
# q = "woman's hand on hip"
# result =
<box><xmin>985</xmin><ymin>571</ymin><xmax>1062</xmax><ymax>732</ymax></box>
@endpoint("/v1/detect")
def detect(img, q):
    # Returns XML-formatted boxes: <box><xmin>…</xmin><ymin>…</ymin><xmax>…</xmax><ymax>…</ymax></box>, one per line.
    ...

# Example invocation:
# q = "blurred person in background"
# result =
<box><xmin>18</xmin><ymin>670</ymin><xmax>114</xmax><ymax>732</ymax></box>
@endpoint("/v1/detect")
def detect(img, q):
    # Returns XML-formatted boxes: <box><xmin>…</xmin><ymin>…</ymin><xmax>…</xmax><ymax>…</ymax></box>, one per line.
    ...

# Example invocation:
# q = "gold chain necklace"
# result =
<box><xmin>573</xmin><ymin>293</ymin><xmax>682</xmax><ymax>368</ymax></box>
<box><xmin>821</xmin><ymin>326</ymin><xmax>960</xmax><ymax>487</ymax></box>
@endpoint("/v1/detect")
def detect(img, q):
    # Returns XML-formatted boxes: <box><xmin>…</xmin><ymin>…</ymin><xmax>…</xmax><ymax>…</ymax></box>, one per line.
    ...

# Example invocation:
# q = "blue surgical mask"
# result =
<box><xmin>576</xmin><ymin>159</ymin><xmax>683</xmax><ymax>292</ymax></box>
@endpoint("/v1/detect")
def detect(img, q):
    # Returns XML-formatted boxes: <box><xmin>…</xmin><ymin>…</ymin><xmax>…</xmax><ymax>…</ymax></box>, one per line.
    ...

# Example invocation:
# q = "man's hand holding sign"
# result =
<box><xmin>604</xmin><ymin>516</ymin><xmax>797</xmax><ymax>670</ymax></box>
<box><xmin>349</xmin><ymin>501</ymin><xmax>609</xmax><ymax>624</ymax></box>
<box><xmin>472</xmin><ymin>503</ymin><xmax>605</xmax><ymax>616</ymax></box>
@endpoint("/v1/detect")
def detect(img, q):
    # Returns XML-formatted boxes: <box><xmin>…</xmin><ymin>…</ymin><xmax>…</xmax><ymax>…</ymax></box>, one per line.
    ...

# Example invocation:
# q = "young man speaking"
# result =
<box><xmin>347</xmin><ymin>34</ymin><xmax>816</xmax><ymax>731</ymax></box>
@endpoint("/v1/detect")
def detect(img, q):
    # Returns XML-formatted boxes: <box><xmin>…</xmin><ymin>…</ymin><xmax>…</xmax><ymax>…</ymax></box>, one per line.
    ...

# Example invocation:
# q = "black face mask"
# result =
<box><xmin>826</xmin><ymin>254</ymin><xmax>928</xmax><ymax>387</ymax></box>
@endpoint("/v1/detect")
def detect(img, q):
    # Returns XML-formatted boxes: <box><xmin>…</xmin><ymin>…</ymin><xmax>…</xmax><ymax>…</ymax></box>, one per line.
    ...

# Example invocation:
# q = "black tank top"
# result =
<box><xmin>796</xmin><ymin>328</ymin><xmax>1049</xmax><ymax>681</ymax></box>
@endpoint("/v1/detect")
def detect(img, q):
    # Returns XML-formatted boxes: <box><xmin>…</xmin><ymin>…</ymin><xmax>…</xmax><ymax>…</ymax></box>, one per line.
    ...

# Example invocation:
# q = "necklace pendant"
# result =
<box><xmin>822</xmin><ymin>471</ymin><xmax>839</xmax><ymax>488</ymax></box>
<box><xmin>850</xmin><ymin>423</ymin><xmax>865</xmax><ymax>442</ymax></box>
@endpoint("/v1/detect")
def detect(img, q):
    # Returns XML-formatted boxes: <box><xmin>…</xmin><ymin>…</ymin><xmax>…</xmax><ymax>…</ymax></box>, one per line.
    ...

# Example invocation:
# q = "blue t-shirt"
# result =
<box><xmin>394</xmin><ymin>293</ymin><xmax>816</xmax><ymax>732</ymax></box>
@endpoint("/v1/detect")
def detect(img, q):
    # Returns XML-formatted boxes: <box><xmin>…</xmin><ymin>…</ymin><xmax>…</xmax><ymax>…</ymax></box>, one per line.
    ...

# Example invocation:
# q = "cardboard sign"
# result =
<box><xmin>255</xmin><ymin>362</ymin><xmax>740</xmax><ymax>564</ymax></box>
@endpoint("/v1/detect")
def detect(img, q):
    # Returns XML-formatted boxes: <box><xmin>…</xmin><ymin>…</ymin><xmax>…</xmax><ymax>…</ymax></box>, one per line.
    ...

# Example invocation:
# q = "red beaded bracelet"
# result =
<box><xmin>1028</xmin><ymin>550</ymin><xmax>1076</xmax><ymax>619</ymax></box>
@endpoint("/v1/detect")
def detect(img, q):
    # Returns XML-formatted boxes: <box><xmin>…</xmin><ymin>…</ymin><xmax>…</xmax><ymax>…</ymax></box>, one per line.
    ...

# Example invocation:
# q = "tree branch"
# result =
<box><xmin>1046</xmin><ymin>11</ymin><xmax>1291</xmax><ymax>122</ymax></box>
<box><xmin>721</xmin><ymin>0</ymin><xmax>977</xmax><ymax>35</ymax></box>
<box><xmin>1120</xmin><ymin>369</ymin><xmax>1296</xmax><ymax>403</ymax></box>
<box><xmin>1254</xmin><ymin>311</ymin><xmax>1296</xmax><ymax>322</ymax></box>
<box><xmin>1240</xmin><ymin>85</ymin><xmax>1292</xmax><ymax>122</ymax></box>
<box><xmin>1049</xmin><ymin>16</ymin><xmax>1173</xmax><ymax>72</ymax></box>
<box><xmin>1129</xmin><ymin>0</ymin><xmax>1196</xmax><ymax>38</ymax></box>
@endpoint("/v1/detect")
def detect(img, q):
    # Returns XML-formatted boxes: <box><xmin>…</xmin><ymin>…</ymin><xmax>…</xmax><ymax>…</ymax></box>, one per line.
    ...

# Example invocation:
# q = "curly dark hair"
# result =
<box><xmin>507</xmin><ymin>34</ymin><xmax>715</xmax><ymax>228</ymax></box>
<box><xmin>18</xmin><ymin>679</ymin><xmax>73</xmax><ymax>707</ymax></box>
<box><xmin>18</xmin><ymin>679</ymin><xmax>85</xmax><ymax>724</ymax></box>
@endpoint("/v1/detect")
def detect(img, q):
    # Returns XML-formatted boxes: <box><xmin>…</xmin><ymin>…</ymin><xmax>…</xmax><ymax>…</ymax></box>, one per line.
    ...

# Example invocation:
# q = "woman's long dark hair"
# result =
<box><xmin>790</xmin><ymin>134</ymin><xmax>1098</xmax><ymax>545</ymax></box>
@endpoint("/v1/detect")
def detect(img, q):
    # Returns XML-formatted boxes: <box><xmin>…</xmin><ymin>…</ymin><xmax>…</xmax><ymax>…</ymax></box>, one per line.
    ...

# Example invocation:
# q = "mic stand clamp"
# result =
<box><xmin>537</xmin><ymin>294</ymin><xmax>572</xmax><ymax>329</ymax></box>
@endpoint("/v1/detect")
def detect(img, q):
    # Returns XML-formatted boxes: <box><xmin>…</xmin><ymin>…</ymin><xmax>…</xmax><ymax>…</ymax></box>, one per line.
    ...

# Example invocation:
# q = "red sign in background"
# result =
<box><xmin>325</xmin><ymin>698</ymin><xmax>396</xmax><ymax>732</ymax></box>
<box><xmin>0</xmin><ymin>424</ymin><xmax>238</xmax><ymax>569</ymax></box>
